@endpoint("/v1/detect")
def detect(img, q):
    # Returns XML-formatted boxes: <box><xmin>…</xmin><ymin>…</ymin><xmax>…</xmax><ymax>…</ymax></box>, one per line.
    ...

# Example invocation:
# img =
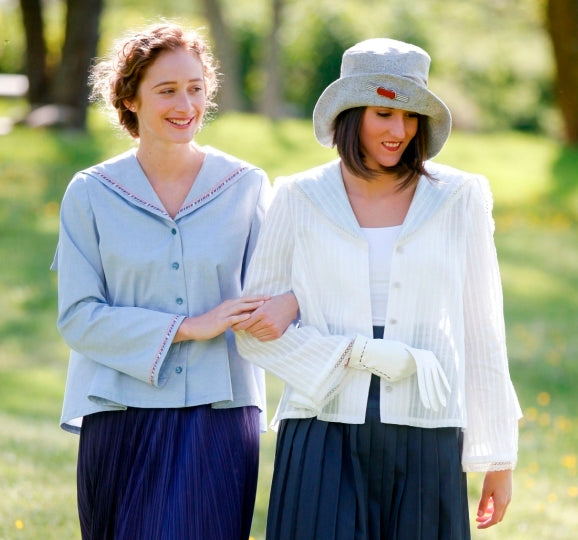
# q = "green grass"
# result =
<box><xmin>0</xmin><ymin>107</ymin><xmax>577</xmax><ymax>539</ymax></box>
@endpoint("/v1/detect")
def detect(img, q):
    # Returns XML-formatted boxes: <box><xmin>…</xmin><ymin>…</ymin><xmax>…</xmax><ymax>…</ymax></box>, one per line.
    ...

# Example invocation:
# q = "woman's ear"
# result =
<box><xmin>124</xmin><ymin>99</ymin><xmax>136</xmax><ymax>112</ymax></box>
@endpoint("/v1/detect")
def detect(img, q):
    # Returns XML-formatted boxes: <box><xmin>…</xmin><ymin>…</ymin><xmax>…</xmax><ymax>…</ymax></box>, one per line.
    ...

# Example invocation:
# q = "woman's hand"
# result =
<box><xmin>232</xmin><ymin>292</ymin><xmax>299</xmax><ymax>341</ymax></box>
<box><xmin>476</xmin><ymin>469</ymin><xmax>513</xmax><ymax>529</ymax></box>
<box><xmin>174</xmin><ymin>296</ymin><xmax>269</xmax><ymax>342</ymax></box>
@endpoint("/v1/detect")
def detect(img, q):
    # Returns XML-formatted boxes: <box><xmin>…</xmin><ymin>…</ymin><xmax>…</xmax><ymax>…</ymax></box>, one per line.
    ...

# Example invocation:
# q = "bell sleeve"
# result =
<box><xmin>52</xmin><ymin>175</ymin><xmax>184</xmax><ymax>387</ymax></box>
<box><xmin>461</xmin><ymin>175</ymin><xmax>523</xmax><ymax>472</ymax></box>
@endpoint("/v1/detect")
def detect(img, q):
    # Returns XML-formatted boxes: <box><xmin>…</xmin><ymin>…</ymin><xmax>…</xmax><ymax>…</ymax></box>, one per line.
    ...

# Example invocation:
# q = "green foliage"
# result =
<box><xmin>0</xmin><ymin>1</ymin><xmax>25</xmax><ymax>72</ymax></box>
<box><xmin>197</xmin><ymin>111</ymin><xmax>337</xmax><ymax>177</ymax></box>
<box><xmin>280</xmin><ymin>3</ymin><xmax>358</xmax><ymax>115</ymax></box>
<box><xmin>0</xmin><ymin>106</ymin><xmax>576</xmax><ymax>538</ymax></box>
<box><xmin>0</xmin><ymin>0</ymin><xmax>557</xmax><ymax>134</ymax></box>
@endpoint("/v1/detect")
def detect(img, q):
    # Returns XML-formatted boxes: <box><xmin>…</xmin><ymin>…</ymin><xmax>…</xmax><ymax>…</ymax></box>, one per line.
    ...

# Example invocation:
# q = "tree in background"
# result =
<box><xmin>6</xmin><ymin>0</ymin><xmax>578</xmax><ymax>142</ymax></box>
<box><xmin>201</xmin><ymin>0</ymin><xmax>286</xmax><ymax>116</ymax></box>
<box><xmin>547</xmin><ymin>0</ymin><xmax>578</xmax><ymax>145</ymax></box>
<box><xmin>19</xmin><ymin>0</ymin><xmax>47</xmax><ymax>106</ymax></box>
<box><xmin>200</xmin><ymin>0</ymin><xmax>243</xmax><ymax>111</ymax></box>
<box><xmin>19</xmin><ymin>0</ymin><xmax>103</xmax><ymax>130</ymax></box>
<box><xmin>259</xmin><ymin>0</ymin><xmax>284</xmax><ymax>118</ymax></box>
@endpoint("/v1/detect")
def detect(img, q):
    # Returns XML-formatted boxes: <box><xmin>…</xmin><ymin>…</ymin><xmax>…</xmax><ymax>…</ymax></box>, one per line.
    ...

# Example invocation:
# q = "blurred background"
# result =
<box><xmin>0</xmin><ymin>0</ymin><xmax>576</xmax><ymax>539</ymax></box>
<box><xmin>1</xmin><ymin>0</ymin><xmax>577</xmax><ymax>139</ymax></box>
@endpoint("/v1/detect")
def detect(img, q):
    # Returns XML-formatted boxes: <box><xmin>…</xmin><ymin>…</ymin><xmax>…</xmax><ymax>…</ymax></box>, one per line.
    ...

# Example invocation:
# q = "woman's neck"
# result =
<box><xmin>340</xmin><ymin>161</ymin><xmax>416</xmax><ymax>228</ymax></box>
<box><xmin>136</xmin><ymin>141</ymin><xmax>204</xmax><ymax>184</ymax></box>
<box><xmin>136</xmin><ymin>142</ymin><xmax>205</xmax><ymax>218</ymax></box>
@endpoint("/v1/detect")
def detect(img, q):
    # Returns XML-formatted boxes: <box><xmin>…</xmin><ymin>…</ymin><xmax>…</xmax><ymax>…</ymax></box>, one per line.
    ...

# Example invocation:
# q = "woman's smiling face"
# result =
<box><xmin>127</xmin><ymin>47</ymin><xmax>207</xmax><ymax>147</ymax></box>
<box><xmin>359</xmin><ymin>106</ymin><xmax>419</xmax><ymax>170</ymax></box>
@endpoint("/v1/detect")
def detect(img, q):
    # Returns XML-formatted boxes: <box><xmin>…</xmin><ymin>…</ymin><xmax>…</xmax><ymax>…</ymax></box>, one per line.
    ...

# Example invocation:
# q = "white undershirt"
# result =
<box><xmin>361</xmin><ymin>225</ymin><xmax>402</xmax><ymax>325</ymax></box>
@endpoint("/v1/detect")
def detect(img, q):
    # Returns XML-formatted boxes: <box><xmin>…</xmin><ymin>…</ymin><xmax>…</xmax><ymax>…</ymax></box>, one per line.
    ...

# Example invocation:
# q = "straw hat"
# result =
<box><xmin>313</xmin><ymin>38</ymin><xmax>452</xmax><ymax>159</ymax></box>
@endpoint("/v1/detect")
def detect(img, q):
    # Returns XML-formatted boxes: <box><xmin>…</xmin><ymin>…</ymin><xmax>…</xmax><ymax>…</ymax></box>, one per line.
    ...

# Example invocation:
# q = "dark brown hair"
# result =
<box><xmin>333</xmin><ymin>107</ymin><xmax>434</xmax><ymax>190</ymax></box>
<box><xmin>90</xmin><ymin>22</ymin><xmax>219</xmax><ymax>138</ymax></box>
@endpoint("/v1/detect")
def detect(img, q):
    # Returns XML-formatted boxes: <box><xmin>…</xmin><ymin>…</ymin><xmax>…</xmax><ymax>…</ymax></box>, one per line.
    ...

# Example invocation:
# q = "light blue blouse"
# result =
<box><xmin>52</xmin><ymin>146</ymin><xmax>271</xmax><ymax>433</ymax></box>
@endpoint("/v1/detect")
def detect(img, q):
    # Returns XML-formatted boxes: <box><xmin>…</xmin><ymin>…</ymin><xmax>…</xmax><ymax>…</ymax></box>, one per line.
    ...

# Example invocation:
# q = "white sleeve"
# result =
<box><xmin>235</xmin><ymin>182</ymin><xmax>352</xmax><ymax>410</ymax></box>
<box><xmin>461</xmin><ymin>175</ymin><xmax>523</xmax><ymax>472</ymax></box>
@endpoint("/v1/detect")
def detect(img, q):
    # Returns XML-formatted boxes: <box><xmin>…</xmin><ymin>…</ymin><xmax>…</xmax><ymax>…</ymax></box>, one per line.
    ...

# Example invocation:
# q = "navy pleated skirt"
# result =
<box><xmin>266</xmin><ymin>328</ymin><xmax>470</xmax><ymax>540</ymax></box>
<box><xmin>77</xmin><ymin>404</ymin><xmax>260</xmax><ymax>540</ymax></box>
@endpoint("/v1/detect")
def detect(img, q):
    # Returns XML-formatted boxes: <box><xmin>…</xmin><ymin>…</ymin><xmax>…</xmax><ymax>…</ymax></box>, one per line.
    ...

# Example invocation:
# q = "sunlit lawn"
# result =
<box><xmin>0</xmin><ymin>109</ymin><xmax>576</xmax><ymax>539</ymax></box>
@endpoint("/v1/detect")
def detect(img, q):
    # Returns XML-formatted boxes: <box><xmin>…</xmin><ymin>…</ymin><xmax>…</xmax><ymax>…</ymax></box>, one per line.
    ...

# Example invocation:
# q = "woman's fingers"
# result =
<box><xmin>225</xmin><ymin>296</ymin><xmax>269</xmax><ymax>315</ymax></box>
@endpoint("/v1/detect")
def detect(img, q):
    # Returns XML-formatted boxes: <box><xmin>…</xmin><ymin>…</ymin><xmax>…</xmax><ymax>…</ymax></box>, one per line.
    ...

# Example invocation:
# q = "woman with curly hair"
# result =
<box><xmin>53</xmin><ymin>22</ymin><xmax>297</xmax><ymax>539</ymax></box>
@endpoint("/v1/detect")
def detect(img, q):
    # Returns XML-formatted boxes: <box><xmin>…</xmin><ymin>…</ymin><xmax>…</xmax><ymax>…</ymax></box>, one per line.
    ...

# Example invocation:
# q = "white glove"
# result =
<box><xmin>348</xmin><ymin>334</ymin><xmax>450</xmax><ymax>411</ymax></box>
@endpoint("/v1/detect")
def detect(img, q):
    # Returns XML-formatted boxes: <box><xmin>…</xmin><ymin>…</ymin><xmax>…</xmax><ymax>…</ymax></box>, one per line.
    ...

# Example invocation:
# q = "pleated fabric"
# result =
<box><xmin>266</xmin><ymin>327</ymin><xmax>470</xmax><ymax>540</ymax></box>
<box><xmin>77</xmin><ymin>405</ymin><xmax>260</xmax><ymax>540</ymax></box>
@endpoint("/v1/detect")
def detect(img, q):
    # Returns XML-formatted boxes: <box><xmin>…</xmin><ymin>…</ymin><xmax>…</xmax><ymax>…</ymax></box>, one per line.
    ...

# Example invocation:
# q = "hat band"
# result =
<box><xmin>366</xmin><ymin>83</ymin><xmax>409</xmax><ymax>103</ymax></box>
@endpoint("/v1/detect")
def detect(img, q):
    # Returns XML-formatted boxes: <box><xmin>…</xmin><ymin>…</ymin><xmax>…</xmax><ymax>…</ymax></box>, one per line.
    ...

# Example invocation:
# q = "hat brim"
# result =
<box><xmin>313</xmin><ymin>74</ymin><xmax>452</xmax><ymax>159</ymax></box>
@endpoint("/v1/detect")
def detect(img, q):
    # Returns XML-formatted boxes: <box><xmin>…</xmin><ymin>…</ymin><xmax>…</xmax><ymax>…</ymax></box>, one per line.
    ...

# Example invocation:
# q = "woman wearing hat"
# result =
<box><xmin>235</xmin><ymin>38</ymin><xmax>522</xmax><ymax>539</ymax></box>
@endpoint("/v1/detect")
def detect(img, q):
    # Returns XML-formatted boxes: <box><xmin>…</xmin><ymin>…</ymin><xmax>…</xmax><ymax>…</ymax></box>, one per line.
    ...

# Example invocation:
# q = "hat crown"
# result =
<box><xmin>313</xmin><ymin>37</ymin><xmax>451</xmax><ymax>158</ymax></box>
<box><xmin>340</xmin><ymin>38</ymin><xmax>430</xmax><ymax>87</ymax></box>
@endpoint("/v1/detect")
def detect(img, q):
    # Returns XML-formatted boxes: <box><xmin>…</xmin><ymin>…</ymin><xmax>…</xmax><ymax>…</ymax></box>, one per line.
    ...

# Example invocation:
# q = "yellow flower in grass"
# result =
<box><xmin>537</xmin><ymin>392</ymin><xmax>550</xmax><ymax>407</ymax></box>
<box><xmin>15</xmin><ymin>520</ymin><xmax>24</xmax><ymax>529</ymax></box>
<box><xmin>561</xmin><ymin>454</ymin><xmax>577</xmax><ymax>471</ymax></box>
<box><xmin>546</xmin><ymin>348</ymin><xmax>562</xmax><ymax>366</ymax></box>
<box><xmin>554</xmin><ymin>416</ymin><xmax>572</xmax><ymax>432</ymax></box>
<box><xmin>525</xmin><ymin>407</ymin><xmax>538</xmax><ymax>422</ymax></box>
<box><xmin>550</xmin><ymin>212</ymin><xmax>571</xmax><ymax>229</ymax></box>
<box><xmin>43</xmin><ymin>200</ymin><xmax>60</xmax><ymax>217</ymax></box>
<box><xmin>568</xmin><ymin>486</ymin><xmax>578</xmax><ymax>498</ymax></box>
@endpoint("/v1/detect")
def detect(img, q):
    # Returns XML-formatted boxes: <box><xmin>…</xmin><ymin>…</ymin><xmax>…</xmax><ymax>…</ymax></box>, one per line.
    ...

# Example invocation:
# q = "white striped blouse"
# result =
<box><xmin>236</xmin><ymin>159</ymin><xmax>522</xmax><ymax>473</ymax></box>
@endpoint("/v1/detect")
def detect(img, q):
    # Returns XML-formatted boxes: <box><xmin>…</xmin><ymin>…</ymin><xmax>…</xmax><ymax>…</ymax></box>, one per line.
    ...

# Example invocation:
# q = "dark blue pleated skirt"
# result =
<box><xmin>77</xmin><ymin>405</ymin><xmax>260</xmax><ymax>540</ymax></box>
<box><xmin>266</xmin><ymin>328</ymin><xmax>470</xmax><ymax>540</ymax></box>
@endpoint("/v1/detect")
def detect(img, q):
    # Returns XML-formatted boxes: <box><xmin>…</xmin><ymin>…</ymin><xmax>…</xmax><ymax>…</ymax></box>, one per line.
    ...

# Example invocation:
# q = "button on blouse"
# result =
<box><xmin>54</xmin><ymin>146</ymin><xmax>272</xmax><ymax>434</ymax></box>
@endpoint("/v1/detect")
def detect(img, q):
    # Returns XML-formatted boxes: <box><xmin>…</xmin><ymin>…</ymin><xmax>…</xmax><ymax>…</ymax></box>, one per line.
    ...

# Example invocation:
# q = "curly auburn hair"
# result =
<box><xmin>90</xmin><ymin>22</ymin><xmax>219</xmax><ymax>138</ymax></box>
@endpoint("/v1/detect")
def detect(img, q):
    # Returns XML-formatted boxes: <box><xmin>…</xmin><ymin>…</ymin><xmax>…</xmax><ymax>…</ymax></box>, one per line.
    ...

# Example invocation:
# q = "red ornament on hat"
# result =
<box><xmin>376</xmin><ymin>87</ymin><xmax>397</xmax><ymax>99</ymax></box>
<box><xmin>367</xmin><ymin>84</ymin><xmax>409</xmax><ymax>103</ymax></box>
